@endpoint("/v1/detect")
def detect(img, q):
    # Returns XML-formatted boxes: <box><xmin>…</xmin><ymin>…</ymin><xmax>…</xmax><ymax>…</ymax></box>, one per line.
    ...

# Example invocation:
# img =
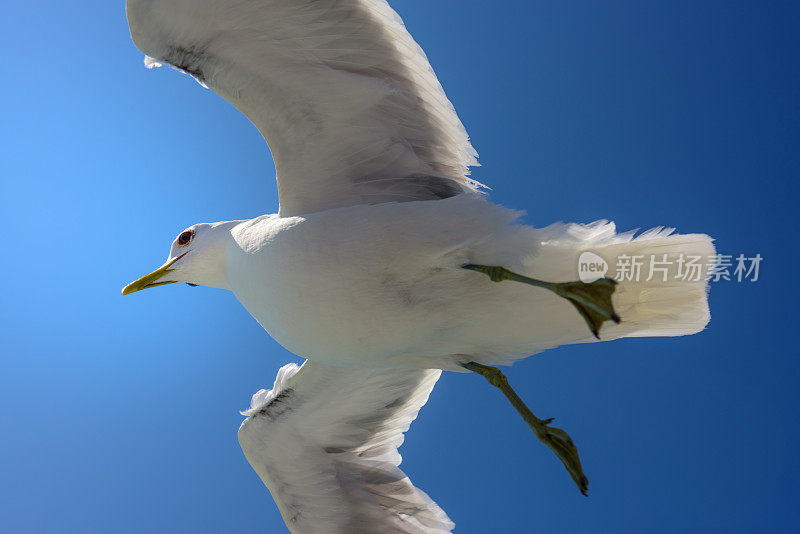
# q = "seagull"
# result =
<box><xmin>123</xmin><ymin>0</ymin><xmax>714</xmax><ymax>531</ymax></box>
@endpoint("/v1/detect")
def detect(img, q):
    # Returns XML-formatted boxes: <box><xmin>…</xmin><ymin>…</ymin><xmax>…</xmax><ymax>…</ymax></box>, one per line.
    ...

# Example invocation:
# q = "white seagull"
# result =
<box><xmin>123</xmin><ymin>0</ymin><xmax>715</xmax><ymax>531</ymax></box>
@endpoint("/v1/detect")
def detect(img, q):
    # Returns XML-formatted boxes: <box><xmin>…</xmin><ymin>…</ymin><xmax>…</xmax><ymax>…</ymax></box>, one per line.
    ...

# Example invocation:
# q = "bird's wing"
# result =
<box><xmin>126</xmin><ymin>0</ymin><xmax>482</xmax><ymax>216</ymax></box>
<box><xmin>238</xmin><ymin>361</ymin><xmax>451</xmax><ymax>534</ymax></box>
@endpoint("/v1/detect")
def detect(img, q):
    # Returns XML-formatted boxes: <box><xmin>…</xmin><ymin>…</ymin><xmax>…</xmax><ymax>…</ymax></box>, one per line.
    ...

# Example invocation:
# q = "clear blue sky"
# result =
<box><xmin>2</xmin><ymin>1</ymin><xmax>798</xmax><ymax>532</ymax></box>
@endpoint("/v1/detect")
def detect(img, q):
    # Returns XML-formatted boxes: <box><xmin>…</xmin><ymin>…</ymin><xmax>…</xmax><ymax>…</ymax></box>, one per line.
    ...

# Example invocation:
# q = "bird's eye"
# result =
<box><xmin>178</xmin><ymin>230</ymin><xmax>194</xmax><ymax>246</ymax></box>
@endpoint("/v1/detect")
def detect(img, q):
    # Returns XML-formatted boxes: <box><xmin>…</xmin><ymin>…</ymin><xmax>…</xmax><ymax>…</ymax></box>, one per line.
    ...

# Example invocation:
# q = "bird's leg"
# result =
<box><xmin>462</xmin><ymin>361</ymin><xmax>589</xmax><ymax>496</ymax></box>
<box><xmin>462</xmin><ymin>264</ymin><xmax>621</xmax><ymax>339</ymax></box>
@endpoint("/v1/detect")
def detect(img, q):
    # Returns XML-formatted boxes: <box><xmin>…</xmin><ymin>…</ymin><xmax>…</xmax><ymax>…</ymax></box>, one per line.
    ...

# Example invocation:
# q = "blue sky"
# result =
<box><xmin>1</xmin><ymin>1</ymin><xmax>798</xmax><ymax>532</ymax></box>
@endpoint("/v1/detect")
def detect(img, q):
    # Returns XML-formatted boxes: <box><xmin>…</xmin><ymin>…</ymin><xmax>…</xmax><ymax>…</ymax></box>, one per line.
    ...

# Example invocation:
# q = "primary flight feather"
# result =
<box><xmin>123</xmin><ymin>1</ymin><xmax>714</xmax><ymax>531</ymax></box>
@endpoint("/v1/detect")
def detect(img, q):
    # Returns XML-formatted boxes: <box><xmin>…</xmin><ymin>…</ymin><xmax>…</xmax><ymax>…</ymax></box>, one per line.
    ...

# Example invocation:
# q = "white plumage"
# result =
<box><xmin>225</xmin><ymin>195</ymin><xmax>712</xmax><ymax>371</ymax></box>
<box><xmin>124</xmin><ymin>0</ymin><xmax>715</xmax><ymax>532</ymax></box>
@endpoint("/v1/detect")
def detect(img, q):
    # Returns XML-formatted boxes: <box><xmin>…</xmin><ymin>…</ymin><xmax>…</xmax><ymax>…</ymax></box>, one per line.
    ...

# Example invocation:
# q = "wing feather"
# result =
<box><xmin>127</xmin><ymin>0</ymin><xmax>483</xmax><ymax>216</ymax></box>
<box><xmin>238</xmin><ymin>361</ymin><xmax>452</xmax><ymax>533</ymax></box>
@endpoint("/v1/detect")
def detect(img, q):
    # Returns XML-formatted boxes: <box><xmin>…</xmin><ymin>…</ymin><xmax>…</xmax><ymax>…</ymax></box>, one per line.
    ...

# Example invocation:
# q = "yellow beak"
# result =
<box><xmin>121</xmin><ymin>252</ymin><xmax>187</xmax><ymax>296</ymax></box>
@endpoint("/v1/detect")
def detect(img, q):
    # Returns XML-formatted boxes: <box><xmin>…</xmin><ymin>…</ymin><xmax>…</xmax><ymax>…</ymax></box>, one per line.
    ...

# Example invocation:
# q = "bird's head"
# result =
<box><xmin>122</xmin><ymin>221</ymin><xmax>234</xmax><ymax>295</ymax></box>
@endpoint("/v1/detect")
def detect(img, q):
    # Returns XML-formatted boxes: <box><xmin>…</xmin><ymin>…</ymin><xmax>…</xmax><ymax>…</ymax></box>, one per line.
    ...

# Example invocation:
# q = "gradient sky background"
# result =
<box><xmin>2</xmin><ymin>1</ymin><xmax>798</xmax><ymax>532</ymax></box>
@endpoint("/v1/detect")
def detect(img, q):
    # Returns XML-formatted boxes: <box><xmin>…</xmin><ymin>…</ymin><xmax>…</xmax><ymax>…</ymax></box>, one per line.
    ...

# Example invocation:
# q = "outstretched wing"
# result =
<box><xmin>238</xmin><ymin>361</ymin><xmax>451</xmax><ymax>533</ymax></box>
<box><xmin>126</xmin><ymin>0</ymin><xmax>482</xmax><ymax>216</ymax></box>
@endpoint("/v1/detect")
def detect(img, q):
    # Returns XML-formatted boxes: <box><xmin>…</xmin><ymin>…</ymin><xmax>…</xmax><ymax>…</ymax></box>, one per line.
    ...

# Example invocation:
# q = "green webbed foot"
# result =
<box><xmin>553</xmin><ymin>278</ymin><xmax>620</xmax><ymax>339</ymax></box>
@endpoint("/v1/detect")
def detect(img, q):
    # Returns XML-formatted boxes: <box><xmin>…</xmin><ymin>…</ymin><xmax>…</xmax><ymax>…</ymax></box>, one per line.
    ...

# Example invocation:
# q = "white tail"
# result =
<box><xmin>528</xmin><ymin>221</ymin><xmax>714</xmax><ymax>342</ymax></box>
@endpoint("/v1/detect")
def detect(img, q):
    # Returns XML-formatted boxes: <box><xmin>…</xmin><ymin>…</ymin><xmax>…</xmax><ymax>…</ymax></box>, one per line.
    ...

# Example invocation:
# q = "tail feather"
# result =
<box><xmin>526</xmin><ymin>221</ymin><xmax>714</xmax><ymax>342</ymax></box>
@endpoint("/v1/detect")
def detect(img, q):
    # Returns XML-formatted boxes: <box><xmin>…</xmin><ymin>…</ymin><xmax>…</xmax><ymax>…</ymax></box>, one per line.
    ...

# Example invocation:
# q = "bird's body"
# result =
<box><xmin>122</xmin><ymin>0</ymin><xmax>716</xmax><ymax>531</ymax></box>
<box><xmin>225</xmin><ymin>194</ymin><xmax>712</xmax><ymax>371</ymax></box>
